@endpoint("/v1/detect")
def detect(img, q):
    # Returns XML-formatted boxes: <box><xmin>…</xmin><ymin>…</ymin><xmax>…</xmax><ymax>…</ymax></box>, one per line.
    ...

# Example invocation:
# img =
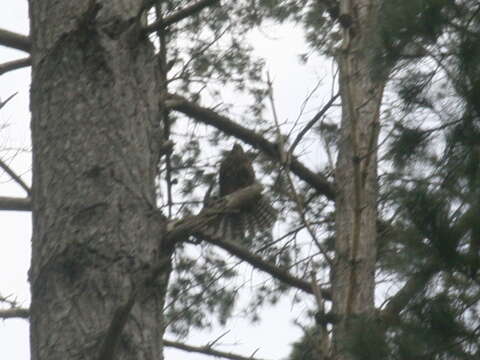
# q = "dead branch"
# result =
<box><xmin>289</xmin><ymin>93</ymin><xmax>340</xmax><ymax>154</ymax></box>
<box><xmin>0</xmin><ymin>28</ymin><xmax>31</xmax><ymax>53</ymax></box>
<box><xmin>166</xmin><ymin>93</ymin><xmax>336</xmax><ymax>200</ymax></box>
<box><xmin>0</xmin><ymin>196</ymin><xmax>31</xmax><ymax>211</ymax></box>
<box><xmin>0</xmin><ymin>307</ymin><xmax>29</xmax><ymax>319</ymax></box>
<box><xmin>164</xmin><ymin>339</ymin><xmax>270</xmax><ymax>360</ymax></box>
<box><xmin>145</xmin><ymin>0</ymin><xmax>220</xmax><ymax>33</ymax></box>
<box><xmin>0</xmin><ymin>57</ymin><xmax>31</xmax><ymax>76</ymax></box>
<box><xmin>0</xmin><ymin>157</ymin><xmax>31</xmax><ymax>195</ymax></box>
<box><xmin>0</xmin><ymin>92</ymin><xmax>17</xmax><ymax>110</ymax></box>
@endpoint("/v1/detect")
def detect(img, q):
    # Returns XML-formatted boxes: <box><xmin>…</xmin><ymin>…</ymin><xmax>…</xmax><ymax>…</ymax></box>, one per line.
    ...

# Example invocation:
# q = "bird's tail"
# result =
<box><xmin>203</xmin><ymin>195</ymin><xmax>277</xmax><ymax>244</ymax></box>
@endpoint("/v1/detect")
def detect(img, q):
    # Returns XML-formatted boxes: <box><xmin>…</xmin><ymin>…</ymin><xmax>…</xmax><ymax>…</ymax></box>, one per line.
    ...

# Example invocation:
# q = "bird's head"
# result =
<box><xmin>231</xmin><ymin>143</ymin><xmax>244</xmax><ymax>155</ymax></box>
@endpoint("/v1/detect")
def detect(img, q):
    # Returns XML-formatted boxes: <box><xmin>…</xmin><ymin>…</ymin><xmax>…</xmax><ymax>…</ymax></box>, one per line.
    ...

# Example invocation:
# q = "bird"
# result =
<box><xmin>203</xmin><ymin>144</ymin><xmax>277</xmax><ymax>244</ymax></box>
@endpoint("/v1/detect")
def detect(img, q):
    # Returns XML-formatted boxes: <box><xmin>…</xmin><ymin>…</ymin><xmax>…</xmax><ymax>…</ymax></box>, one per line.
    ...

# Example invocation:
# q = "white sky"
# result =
<box><xmin>0</xmin><ymin>2</ymin><xmax>333</xmax><ymax>359</ymax></box>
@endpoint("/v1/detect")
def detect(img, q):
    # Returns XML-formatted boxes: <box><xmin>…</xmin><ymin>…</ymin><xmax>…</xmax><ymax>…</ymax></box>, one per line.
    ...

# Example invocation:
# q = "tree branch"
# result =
<box><xmin>0</xmin><ymin>28</ymin><xmax>30</xmax><ymax>53</ymax></box>
<box><xmin>289</xmin><ymin>92</ymin><xmax>340</xmax><ymax>154</ymax></box>
<box><xmin>0</xmin><ymin>158</ymin><xmax>31</xmax><ymax>195</ymax></box>
<box><xmin>199</xmin><ymin>229</ymin><xmax>327</xmax><ymax>297</ymax></box>
<box><xmin>145</xmin><ymin>0</ymin><xmax>220</xmax><ymax>33</ymax></box>
<box><xmin>0</xmin><ymin>57</ymin><xmax>31</xmax><ymax>76</ymax></box>
<box><xmin>164</xmin><ymin>339</ymin><xmax>270</xmax><ymax>360</ymax></box>
<box><xmin>0</xmin><ymin>307</ymin><xmax>29</xmax><ymax>319</ymax></box>
<box><xmin>165</xmin><ymin>184</ymin><xmax>266</xmax><ymax>242</ymax></box>
<box><xmin>0</xmin><ymin>196</ymin><xmax>31</xmax><ymax>211</ymax></box>
<box><xmin>164</xmin><ymin>185</ymin><xmax>330</xmax><ymax>298</ymax></box>
<box><xmin>0</xmin><ymin>92</ymin><xmax>17</xmax><ymax>110</ymax></box>
<box><xmin>166</xmin><ymin>94</ymin><xmax>336</xmax><ymax>200</ymax></box>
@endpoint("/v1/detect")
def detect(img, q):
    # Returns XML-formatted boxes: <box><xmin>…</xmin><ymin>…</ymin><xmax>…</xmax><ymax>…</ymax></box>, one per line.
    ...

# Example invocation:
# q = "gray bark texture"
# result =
<box><xmin>29</xmin><ymin>1</ymin><xmax>169</xmax><ymax>359</ymax></box>
<box><xmin>332</xmin><ymin>0</ymin><xmax>384</xmax><ymax>359</ymax></box>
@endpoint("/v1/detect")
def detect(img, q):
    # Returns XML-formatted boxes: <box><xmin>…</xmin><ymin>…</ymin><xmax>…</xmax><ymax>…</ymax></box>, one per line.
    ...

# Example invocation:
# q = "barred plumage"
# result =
<box><xmin>202</xmin><ymin>144</ymin><xmax>277</xmax><ymax>243</ymax></box>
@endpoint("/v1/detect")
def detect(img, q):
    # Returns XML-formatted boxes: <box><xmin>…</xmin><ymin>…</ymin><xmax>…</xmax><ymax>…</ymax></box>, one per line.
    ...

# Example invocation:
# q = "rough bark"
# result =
<box><xmin>29</xmin><ymin>1</ymin><xmax>169</xmax><ymax>359</ymax></box>
<box><xmin>332</xmin><ymin>0</ymin><xmax>384</xmax><ymax>359</ymax></box>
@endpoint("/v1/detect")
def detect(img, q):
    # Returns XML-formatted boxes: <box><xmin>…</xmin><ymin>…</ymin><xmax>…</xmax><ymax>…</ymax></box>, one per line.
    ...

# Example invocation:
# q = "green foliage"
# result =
<box><xmin>375</xmin><ymin>0</ymin><xmax>455</xmax><ymax>71</ymax></box>
<box><xmin>288</xmin><ymin>326</ymin><xmax>322</xmax><ymax>360</ymax></box>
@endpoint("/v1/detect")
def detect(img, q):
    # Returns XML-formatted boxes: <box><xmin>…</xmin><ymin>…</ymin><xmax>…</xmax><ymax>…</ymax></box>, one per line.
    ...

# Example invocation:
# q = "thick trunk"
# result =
<box><xmin>332</xmin><ymin>0</ymin><xmax>384</xmax><ymax>359</ymax></box>
<box><xmin>29</xmin><ymin>1</ymin><xmax>169</xmax><ymax>359</ymax></box>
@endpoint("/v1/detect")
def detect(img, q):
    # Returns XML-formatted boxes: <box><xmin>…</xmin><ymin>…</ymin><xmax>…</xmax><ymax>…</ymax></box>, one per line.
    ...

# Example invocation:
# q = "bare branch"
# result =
<box><xmin>266</xmin><ymin>74</ymin><xmax>333</xmax><ymax>265</ymax></box>
<box><xmin>164</xmin><ymin>184</ymin><xmax>331</xmax><ymax>298</ymax></box>
<box><xmin>164</xmin><ymin>339</ymin><xmax>271</xmax><ymax>360</ymax></box>
<box><xmin>0</xmin><ymin>57</ymin><xmax>31</xmax><ymax>76</ymax></box>
<box><xmin>0</xmin><ymin>157</ymin><xmax>31</xmax><ymax>195</ymax></box>
<box><xmin>199</xmin><ymin>231</ymin><xmax>320</xmax><ymax>296</ymax></box>
<box><xmin>166</xmin><ymin>93</ymin><xmax>336</xmax><ymax>200</ymax></box>
<box><xmin>0</xmin><ymin>28</ymin><xmax>31</xmax><ymax>53</ymax></box>
<box><xmin>0</xmin><ymin>92</ymin><xmax>17</xmax><ymax>110</ymax></box>
<box><xmin>0</xmin><ymin>196</ymin><xmax>31</xmax><ymax>211</ymax></box>
<box><xmin>289</xmin><ymin>93</ymin><xmax>340</xmax><ymax>154</ymax></box>
<box><xmin>0</xmin><ymin>307</ymin><xmax>29</xmax><ymax>319</ymax></box>
<box><xmin>145</xmin><ymin>0</ymin><xmax>220</xmax><ymax>33</ymax></box>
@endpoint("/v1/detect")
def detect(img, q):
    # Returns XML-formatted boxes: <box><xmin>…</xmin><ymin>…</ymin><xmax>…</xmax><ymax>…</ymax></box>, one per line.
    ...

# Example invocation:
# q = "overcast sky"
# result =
<box><xmin>0</xmin><ymin>2</ymin><xmax>333</xmax><ymax>359</ymax></box>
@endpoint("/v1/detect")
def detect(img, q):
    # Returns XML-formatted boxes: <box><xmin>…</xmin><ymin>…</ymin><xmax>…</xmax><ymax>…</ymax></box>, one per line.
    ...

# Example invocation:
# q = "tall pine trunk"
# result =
<box><xmin>332</xmin><ymin>1</ymin><xmax>384</xmax><ymax>359</ymax></box>
<box><xmin>29</xmin><ymin>1</ymin><xmax>169</xmax><ymax>359</ymax></box>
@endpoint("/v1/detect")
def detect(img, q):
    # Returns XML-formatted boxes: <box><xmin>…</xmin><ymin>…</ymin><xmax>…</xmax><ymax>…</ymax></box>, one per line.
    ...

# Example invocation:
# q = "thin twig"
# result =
<box><xmin>0</xmin><ymin>92</ymin><xmax>17</xmax><ymax>110</ymax></box>
<box><xmin>289</xmin><ymin>92</ymin><xmax>340</xmax><ymax>154</ymax></box>
<box><xmin>266</xmin><ymin>75</ymin><xmax>333</xmax><ymax>266</ymax></box>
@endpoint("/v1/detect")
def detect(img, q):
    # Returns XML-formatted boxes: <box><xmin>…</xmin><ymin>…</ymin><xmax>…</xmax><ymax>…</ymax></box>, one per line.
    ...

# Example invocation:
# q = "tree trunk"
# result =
<box><xmin>332</xmin><ymin>0</ymin><xmax>384</xmax><ymax>359</ymax></box>
<box><xmin>29</xmin><ymin>1</ymin><xmax>169</xmax><ymax>359</ymax></box>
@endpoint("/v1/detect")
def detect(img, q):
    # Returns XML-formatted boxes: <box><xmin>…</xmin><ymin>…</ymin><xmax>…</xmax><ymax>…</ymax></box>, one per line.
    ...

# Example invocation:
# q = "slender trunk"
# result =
<box><xmin>332</xmin><ymin>1</ymin><xmax>384</xmax><ymax>359</ymax></box>
<box><xmin>29</xmin><ymin>1</ymin><xmax>169</xmax><ymax>359</ymax></box>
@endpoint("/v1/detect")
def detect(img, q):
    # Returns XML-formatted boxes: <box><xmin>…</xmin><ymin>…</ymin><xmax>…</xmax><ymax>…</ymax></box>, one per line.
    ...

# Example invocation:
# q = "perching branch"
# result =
<box><xmin>145</xmin><ymin>0</ymin><xmax>220</xmax><ymax>33</ymax></box>
<box><xmin>165</xmin><ymin>184</ymin><xmax>265</xmax><ymax>243</ymax></box>
<box><xmin>164</xmin><ymin>339</ymin><xmax>270</xmax><ymax>360</ymax></box>
<box><xmin>0</xmin><ymin>196</ymin><xmax>31</xmax><ymax>211</ymax></box>
<box><xmin>164</xmin><ymin>184</ymin><xmax>331</xmax><ymax>299</ymax></box>
<box><xmin>166</xmin><ymin>93</ymin><xmax>336</xmax><ymax>200</ymax></box>
<box><xmin>0</xmin><ymin>307</ymin><xmax>29</xmax><ymax>319</ymax></box>
<box><xmin>0</xmin><ymin>57</ymin><xmax>31</xmax><ymax>76</ymax></box>
<box><xmin>0</xmin><ymin>28</ymin><xmax>31</xmax><ymax>53</ymax></box>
